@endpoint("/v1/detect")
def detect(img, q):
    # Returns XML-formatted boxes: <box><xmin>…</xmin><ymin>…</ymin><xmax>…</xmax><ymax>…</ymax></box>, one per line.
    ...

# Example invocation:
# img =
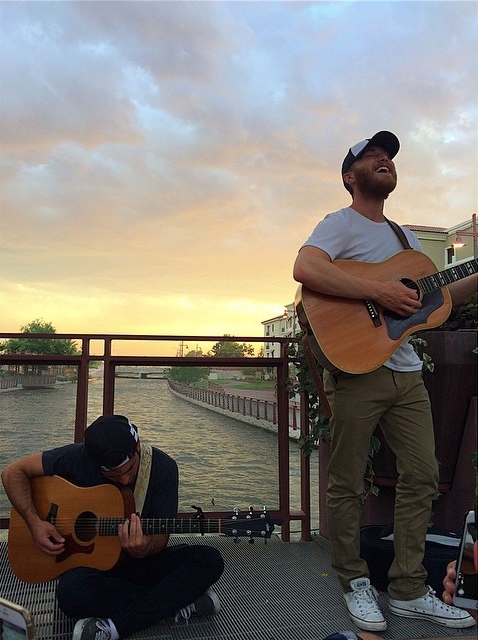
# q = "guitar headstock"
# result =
<box><xmin>221</xmin><ymin>506</ymin><xmax>278</xmax><ymax>543</ymax></box>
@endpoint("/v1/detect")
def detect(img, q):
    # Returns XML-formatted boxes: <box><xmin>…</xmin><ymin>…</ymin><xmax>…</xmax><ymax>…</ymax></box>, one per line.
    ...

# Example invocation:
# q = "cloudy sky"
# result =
<box><xmin>1</xmin><ymin>1</ymin><xmax>477</xmax><ymax>351</ymax></box>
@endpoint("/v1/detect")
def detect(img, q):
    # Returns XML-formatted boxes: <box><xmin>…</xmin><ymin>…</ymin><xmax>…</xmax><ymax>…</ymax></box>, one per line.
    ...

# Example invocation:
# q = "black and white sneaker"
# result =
<box><xmin>72</xmin><ymin>618</ymin><xmax>113</xmax><ymax>640</ymax></box>
<box><xmin>174</xmin><ymin>588</ymin><xmax>221</xmax><ymax>623</ymax></box>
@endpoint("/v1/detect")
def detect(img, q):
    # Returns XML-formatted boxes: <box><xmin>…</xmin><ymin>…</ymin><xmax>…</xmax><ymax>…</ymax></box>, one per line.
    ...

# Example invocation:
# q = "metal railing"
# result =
<box><xmin>0</xmin><ymin>332</ymin><xmax>311</xmax><ymax>541</ymax></box>
<box><xmin>169</xmin><ymin>380</ymin><xmax>278</xmax><ymax>422</ymax></box>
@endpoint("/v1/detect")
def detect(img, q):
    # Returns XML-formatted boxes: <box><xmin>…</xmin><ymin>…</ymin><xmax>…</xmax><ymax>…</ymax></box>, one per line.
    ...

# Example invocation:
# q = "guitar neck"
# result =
<box><xmin>98</xmin><ymin>517</ymin><xmax>222</xmax><ymax>536</ymax></box>
<box><xmin>420</xmin><ymin>258</ymin><xmax>478</xmax><ymax>293</ymax></box>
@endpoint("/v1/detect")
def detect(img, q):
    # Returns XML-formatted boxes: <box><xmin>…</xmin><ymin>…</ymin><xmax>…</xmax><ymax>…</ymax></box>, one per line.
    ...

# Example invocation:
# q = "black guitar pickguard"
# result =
<box><xmin>383</xmin><ymin>289</ymin><xmax>444</xmax><ymax>340</ymax></box>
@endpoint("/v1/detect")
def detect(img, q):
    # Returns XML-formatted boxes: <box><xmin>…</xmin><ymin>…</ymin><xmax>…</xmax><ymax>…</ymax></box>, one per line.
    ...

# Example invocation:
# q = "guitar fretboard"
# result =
<box><xmin>419</xmin><ymin>259</ymin><xmax>478</xmax><ymax>294</ymax></box>
<box><xmin>98</xmin><ymin>517</ymin><xmax>223</xmax><ymax>536</ymax></box>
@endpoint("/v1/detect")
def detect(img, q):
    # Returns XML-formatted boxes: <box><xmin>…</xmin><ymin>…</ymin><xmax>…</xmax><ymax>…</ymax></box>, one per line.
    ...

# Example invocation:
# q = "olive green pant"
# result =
<box><xmin>324</xmin><ymin>366</ymin><xmax>439</xmax><ymax>600</ymax></box>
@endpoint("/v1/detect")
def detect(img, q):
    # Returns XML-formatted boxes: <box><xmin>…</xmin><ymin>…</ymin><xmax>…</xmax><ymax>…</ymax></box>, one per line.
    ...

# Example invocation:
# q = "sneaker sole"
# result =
<box><xmin>389</xmin><ymin>604</ymin><xmax>476</xmax><ymax>629</ymax></box>
<box><xmin>347</xmin><ymin>613</ymin><xmax>387</xmax><ymax>631</ymax></box>
<box><xmin>206</xmin><ymin>589</ymin><xmax>221</xmax><ymax>614</ymax></box>
<box><xmin>345</xmin><ymin>608</ymin><xmax>387</xmax><ymax>632</ymax></box>
<box><xmin>72</xmin><ymin>622</ymin><xmax>86</xmax><ymax>640</ymax></box>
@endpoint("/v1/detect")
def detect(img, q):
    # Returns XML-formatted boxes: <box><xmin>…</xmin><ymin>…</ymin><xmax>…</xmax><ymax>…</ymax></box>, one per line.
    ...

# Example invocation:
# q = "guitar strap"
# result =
<box><xmin>384</xmin><ymin>217</ymin><xmax>413</xmax><ymax>250</ymax></box>
<box><xmin>301</xmin><ymin>335</ymin><xmax>332</xmax><ymax>417</ymax></box>
<box><xmin>134</xmin><ymin>442</ymin><xmax>153</xmax><ymax>516</ymax></box>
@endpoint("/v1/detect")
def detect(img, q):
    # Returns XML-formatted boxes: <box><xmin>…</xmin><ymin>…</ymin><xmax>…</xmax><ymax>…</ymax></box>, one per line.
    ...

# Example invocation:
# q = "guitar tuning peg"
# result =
<box><xmin>232</xmin><ymin>507</ymin><xmax>239</xmax><ymax>519</ymax></box>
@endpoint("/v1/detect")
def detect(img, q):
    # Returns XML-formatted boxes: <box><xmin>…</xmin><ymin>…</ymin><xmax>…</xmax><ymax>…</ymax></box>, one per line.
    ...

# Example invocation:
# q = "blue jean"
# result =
<box><xmin>56</xmin><ymin>543</ymin><xmax>224</xmax><ymax>637</ymax></box>
<box><xmin>324</xmin><ymin>367</ymin><xmax>439</xmax><ymax>600</ymax></box>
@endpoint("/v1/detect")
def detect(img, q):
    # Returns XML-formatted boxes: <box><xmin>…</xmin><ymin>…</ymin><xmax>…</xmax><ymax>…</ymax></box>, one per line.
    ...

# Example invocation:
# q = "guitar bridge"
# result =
<box><xmin>364</xmin><ymin>299</ymin><xmax>382</xmax><ymax>327</ymax></box>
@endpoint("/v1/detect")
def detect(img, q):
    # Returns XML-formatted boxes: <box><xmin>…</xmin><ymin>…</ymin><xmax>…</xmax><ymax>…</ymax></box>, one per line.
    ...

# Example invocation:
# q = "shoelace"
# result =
<box><xmin>174</xmin><ymin>603</ymin><xmax>195</xmax><ymax>624</ymax></box>
<box><xmin>424</xmin><ymin>587</ymin><xmax>438</xmax><ymax>605</ymax></box>
<box><xmin>422</xmin><ymin>587</ymin><xmax>458</xmax><ymax>614</ymax></box>
<box><xmin>354</xmin><ymin>585</ymin><xmax>380</xmax><ymax>614</ymax></box>
<box><xmin>92</xmin><ymin>619</ymin><xmax>112</xmax><ymax>640</ymax></box>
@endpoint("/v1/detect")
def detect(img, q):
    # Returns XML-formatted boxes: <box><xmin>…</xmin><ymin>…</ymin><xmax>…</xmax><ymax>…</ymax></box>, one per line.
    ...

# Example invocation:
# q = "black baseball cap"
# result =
<box><xmin>84</xmin><ymin>415</ymin><xmax>139</xmax><ymax>471</ymax></box>
<box><xmin>341</xmin><ymin>131</ymin><xmax>400</xmax><ymax>175</ymax></box>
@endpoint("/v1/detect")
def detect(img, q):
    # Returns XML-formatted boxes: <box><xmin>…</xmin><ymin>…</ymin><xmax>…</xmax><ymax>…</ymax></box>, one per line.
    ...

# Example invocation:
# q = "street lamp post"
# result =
<box><xmin>452</xmin><ymin>213</ymin><xmax>477</xmax><ymax>259</ymax></box>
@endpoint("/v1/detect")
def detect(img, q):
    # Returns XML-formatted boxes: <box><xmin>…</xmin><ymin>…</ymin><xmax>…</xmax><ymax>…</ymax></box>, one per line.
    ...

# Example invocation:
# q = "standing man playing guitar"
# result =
<box><xmin>1</xmin><ymin>414</ymin><xmax>224</xmax><ymax>640</ymax></box>
<box><xmin>293</xmin><ymin>131</ymin><xmax>476</xmax><ymax>632</ymax></box>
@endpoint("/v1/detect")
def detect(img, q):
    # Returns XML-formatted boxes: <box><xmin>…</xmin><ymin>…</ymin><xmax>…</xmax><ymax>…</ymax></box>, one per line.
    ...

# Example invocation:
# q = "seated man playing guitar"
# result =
<box><xmin>293</xmin><ymin>130</ymin><xmax>476</xmax><ymax>633</ymax></box>
<box><xmin>1</xmin><ymin>414</ymin><xmax>225</xmax><ymax>640</ymax></box>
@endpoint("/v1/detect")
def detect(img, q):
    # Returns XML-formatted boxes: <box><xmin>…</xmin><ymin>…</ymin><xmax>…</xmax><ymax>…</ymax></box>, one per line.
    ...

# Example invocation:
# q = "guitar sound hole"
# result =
<box><xmin>75</xmin><ymin>511</ymin><xmax>98</xmax><ymax>542</ymax></box>
<box><xmin>400</xmin><ymin>278</ymin><xmax>420</xmax><ymax>297</ymax></box>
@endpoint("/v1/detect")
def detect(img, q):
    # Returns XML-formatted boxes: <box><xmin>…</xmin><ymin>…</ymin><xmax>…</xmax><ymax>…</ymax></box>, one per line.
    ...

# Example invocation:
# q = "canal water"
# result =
<box><xmin>0</xmin><ymin>379</ymin><xmax>319</xmax><ymax>533</ymax></box>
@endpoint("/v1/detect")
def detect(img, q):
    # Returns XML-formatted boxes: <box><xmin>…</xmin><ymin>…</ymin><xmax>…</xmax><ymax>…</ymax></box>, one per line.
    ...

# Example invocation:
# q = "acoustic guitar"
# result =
<box><xmin>296</xmin><ymin>250</ymin><xmax>477</xmax><ymax>375</ymax></box>
<box><xmin>8</xmin><ymin>475</ymin><xmax>278</xmax><ymax>583</ymax></box>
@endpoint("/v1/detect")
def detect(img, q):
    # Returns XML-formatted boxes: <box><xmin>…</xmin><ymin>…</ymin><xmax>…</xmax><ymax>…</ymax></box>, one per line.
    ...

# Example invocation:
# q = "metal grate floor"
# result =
<box><xmin>1</xmin><ymin>536</ymin><xmax>475</xmax><ymax>640</ymax></box>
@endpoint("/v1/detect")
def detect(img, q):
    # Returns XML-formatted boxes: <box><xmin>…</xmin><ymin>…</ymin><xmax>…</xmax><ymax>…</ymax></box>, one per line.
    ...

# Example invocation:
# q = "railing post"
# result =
<box><xmin>276</xmin><ymin>344</ymin><xmax>291</xmax><ymax>540</ymax></box>
<box><xmin>300</xmin><ymin>391</ymin><xmax>312</xmax><ymax>541</ymax></box>
<box><xmin>74</xmin><ymin>338</ymin><xmax>90</xmax><ymax>442</ymax></box>
<box><xmin>102</xmin><ymin>338</ymin><xmax>115</xmax><ymax>415</ymax></box>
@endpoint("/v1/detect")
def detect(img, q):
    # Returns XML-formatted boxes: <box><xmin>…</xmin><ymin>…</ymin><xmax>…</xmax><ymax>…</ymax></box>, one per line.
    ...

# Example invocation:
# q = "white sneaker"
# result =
<box><xmin>343</xmin><ymin>577</ymin><xmax>387</xmax><ymax>631</ymax></box>
<box><xmin>389</xmin><ymin>585</ymin><xmax>476</xmax><ymax>628</ymax></box>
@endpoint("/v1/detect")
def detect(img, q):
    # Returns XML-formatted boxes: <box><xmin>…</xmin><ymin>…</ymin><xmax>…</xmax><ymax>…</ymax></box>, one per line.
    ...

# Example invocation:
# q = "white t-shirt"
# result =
<box><xmin>302</xmin><ymin>207</ymin><xmax>423</xmax><ymax>372</ymax></box>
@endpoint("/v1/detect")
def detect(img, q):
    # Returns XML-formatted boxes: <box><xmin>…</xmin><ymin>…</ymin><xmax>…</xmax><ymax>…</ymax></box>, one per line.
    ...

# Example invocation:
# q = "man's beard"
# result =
<box><xmin>353</xmin><ymin>166</ymin><xmax>397</xmax><ymax>199</ymax></box>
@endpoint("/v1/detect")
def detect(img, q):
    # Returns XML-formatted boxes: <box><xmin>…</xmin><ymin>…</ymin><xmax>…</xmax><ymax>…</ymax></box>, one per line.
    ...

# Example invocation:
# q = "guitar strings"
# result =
<box><xmin>12</xmin><ymin>516</ymin><xmax>270</xmax><ymax>531</ymax></box>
